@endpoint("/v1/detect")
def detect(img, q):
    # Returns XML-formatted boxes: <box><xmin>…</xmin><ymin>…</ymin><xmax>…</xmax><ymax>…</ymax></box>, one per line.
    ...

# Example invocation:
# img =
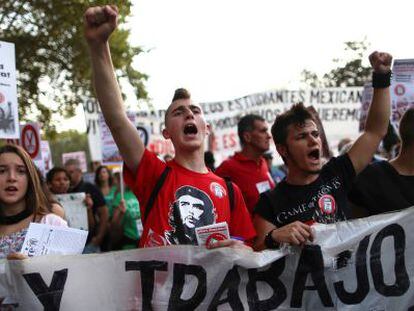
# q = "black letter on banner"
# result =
<box><xmin>334</xmin><ymin>235</ymin><xmax>370</xmax><ymax>304</ymax></box>
<box><xmin>168</xmin><ymin>263</ymin><xmax>206</xmax><ymax>311</ymax></box>
<box><xmin>291</xmin><ymin>245</ymin><xmax>333</xmax><ymax>308</ymax></box>
<box><xmin>207</xmin><ymin>265</ymin><xmax>243</xmax><ymax>311</ymax></box>
<box><xmin>125</xmin><ymin>261</ymin><xmax>168</xmax><ymax>310</ymax></box>
<box><xmin>23</xmin><ymin>269</ymin><xmax>68</xmax><ymax>311</ymax></box>
<box><xmin>246</xmin><ymin>257</ymin><xmax>286</xmax><ymax>310</ymax></box>
<box><xmin>370</xmin><ymin>223</ymin><xmax>409</xmax><ymax>296</ymax></box>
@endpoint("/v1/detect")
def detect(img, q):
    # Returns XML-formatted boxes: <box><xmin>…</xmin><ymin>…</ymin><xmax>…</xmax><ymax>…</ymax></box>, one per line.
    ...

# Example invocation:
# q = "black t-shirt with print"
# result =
<box><xmin>348</xmin><ymin>160</ymin><xmax>414</xmax><ymax>215</ymax></box>
<box><xmin>254</xmin><ymin>154</ymin><xmax>356</xmax><ymax>227</ymax></box>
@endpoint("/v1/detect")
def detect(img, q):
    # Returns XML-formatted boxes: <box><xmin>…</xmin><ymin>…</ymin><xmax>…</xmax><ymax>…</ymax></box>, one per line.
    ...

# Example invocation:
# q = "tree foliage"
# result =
<box><xmin>46</xmin><ymin>130</ymin><xmax>90</xmax><ymax>167</ymax></box>
<box><xmin>0</xmin><ymin>1</ymin><xmax>148</xmax><ymax>136</ymax></box>
<box><xmin>301</xmin><ymin>40</ymin><xmax>371</xmax><ymax>88</ymax></box>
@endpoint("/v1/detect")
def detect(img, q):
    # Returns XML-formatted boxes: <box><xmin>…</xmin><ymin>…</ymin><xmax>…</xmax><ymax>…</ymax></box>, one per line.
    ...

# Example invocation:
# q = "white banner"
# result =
<box><xmin>2</xmin><ymin>207</ymin><xmax>414</xmax><ymax>310</ymax></box>
<box><xmin>82</xmin><ymin>99</ymin><xmax>102</xmax><ymax>162</ymax></box>
<box><xmin>0</xmin><ymin>41</ymin><xmax>19</xmax><ymax>138</ymax></box>
<box><xmin>201</xmin><ymin>88</ymin><xmax>363</xmax><ymax>163</ymax></box>
<box><xmin>134</xmin><ymin>88</ymin><xmax>363</xmax><ymax>164</ymax></box>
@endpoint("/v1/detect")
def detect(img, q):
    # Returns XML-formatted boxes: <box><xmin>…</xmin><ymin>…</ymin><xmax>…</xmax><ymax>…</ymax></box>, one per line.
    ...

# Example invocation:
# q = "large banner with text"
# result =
<box><xmin>133</xmin><ymin>87</ymin><xmax>363</xmax><ymax>164</ymax></box>
<box><xmin>1</xmin><ymin>207</ymin><xmax>414</xmax><ymax>310</ymax></box>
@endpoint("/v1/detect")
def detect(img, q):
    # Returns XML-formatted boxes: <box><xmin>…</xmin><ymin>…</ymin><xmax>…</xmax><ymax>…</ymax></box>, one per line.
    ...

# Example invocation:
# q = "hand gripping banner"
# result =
<box><xmin>1</xmin><ymin>207</ymin><xmax>414</xmax><ymax>310</ymax></box>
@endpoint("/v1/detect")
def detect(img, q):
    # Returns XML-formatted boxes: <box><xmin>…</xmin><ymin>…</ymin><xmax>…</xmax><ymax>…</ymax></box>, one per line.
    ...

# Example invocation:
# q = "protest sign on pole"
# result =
<box><xmin>99</xmin><ymin>111</ymin><xmax>136</xmax><ymax>165</ymax></box>
<box><xmin>82</xmin><ymin>98</ymin><xmax>102</xmax><ymax>162</ymax></box>
<box><xmin>2</xmin><ymin>207</ymin><xmax>414</xmax><ymax>310</ymax></box>
<box><xmin>62</xmin><ymin>151</ymin><xmax>87</xmax><ymax>173</ymax></box>
<box><xmin>40</xmin><ymin>140</ymin><xmax>53</xmax><ymax>172</ymax></box>
<box><xmin>0</xmin><ymin>41</ymin><xmax>19</xmax><ymax>138</ymax></box>
<box><xmin>390</xmin><ymin>59</ymin><xmax>414</xmax><ymax>128</ymax></box>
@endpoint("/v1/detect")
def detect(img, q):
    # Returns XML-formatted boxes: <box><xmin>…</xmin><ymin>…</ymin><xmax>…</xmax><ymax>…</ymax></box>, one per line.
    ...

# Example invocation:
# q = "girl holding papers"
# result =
<box><xmin>0</xmin><ymin>145</ymin><xmax>67</xmax><ymax>258</ymax></box>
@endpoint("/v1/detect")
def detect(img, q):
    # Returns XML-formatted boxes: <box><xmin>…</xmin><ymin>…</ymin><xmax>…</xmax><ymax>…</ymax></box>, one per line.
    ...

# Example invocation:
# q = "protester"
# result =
<box><xmin>65</xmin><ymin>158</ymin><xmax>108</xmax><ymax>253</ymax></box>
<box><xmin>84</xmin><ymin>4</ymin><xmax>255</xmax><ymax>248</ymax></box>
<box><xmin>216</xmin><ymin>114</ymin><xmax>275</xmax><ymax>215</ymax></box>
<box><xmin>253</xmin><ymin>51</ymin><xmax>392</xmax><ymax>250</ymax></box>
<box><xmin>95</xmin><ymin>165</ymin><xmax>117</xmax><ymax>209</ymax></box>
<box><xmin>109</xmin><ymin>172</ymin><xmax>141</xmax><ymax>250</ymax></box>
<box><xmin>46</xmin><ymin>167</ymin><xmax>71</xmax><ymax>195</ymax></box>
<box><xmin>37</xmin><ymin>168</ymin><xmax>65</xmax><ymax>219</ymax></box>
<box><xmin>0</xmin><ymin>145</ymin><xmax>67</xmax><ymax>259</ymax></box>
<box><xmin>348</xmin><ymin>107</ymin><xmax>414</xmax><ymax>216</ymax></box>
<box><xmin>47</xmin><ymin>165</ymin><xmax>97</xmax><ymax>245</ymax></box>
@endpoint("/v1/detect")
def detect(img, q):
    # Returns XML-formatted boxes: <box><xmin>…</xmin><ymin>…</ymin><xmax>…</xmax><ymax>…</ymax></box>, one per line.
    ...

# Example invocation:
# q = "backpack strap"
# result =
<box><xmin>223</xmin><ymin>177</ymin><xmax>235</xmax><ymax>212</ymax></box>
<box><xmin>143</xmin><ymin>166</ymin><xmax>171</xmax><ymax>224</ymax></box>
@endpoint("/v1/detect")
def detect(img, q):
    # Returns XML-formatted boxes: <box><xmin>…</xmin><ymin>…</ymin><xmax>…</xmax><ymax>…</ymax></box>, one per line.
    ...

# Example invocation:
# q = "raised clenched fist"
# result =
<box><xmin>84</xmin><ymin>5</ymin><xmax>119</xmax><ymax>44</ymax></box>
<box><xmin>369</xmin><ymin>51</ymin><xmax>393</xmax><ymax>74</ymax></box>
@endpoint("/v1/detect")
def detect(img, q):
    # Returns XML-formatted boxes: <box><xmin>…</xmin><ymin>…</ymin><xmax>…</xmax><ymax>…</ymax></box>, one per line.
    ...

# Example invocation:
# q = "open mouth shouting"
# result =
<box><xmin>183</xmin><ymin>123</ymin><xmax>198</xmax><ymax>137</ymax></box>
<box><xmin>307</xmin><ymin>148</ymin><xmax>321</xmax><ymax>165</ymax></box>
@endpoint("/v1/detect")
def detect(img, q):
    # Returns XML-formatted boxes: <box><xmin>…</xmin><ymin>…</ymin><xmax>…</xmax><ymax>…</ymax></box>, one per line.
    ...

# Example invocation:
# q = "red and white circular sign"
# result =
<box><xmin>394</xmin><ymin>84</ymin><xmax>406</xmax><ymax>96</ymax></box>
<box><xmin>21</xmin><ymin>124</ymin><xmax>40</xmax><ymax>159</ymax></box>
<box><xmin>318</xmin><ymin>194</ymin><xmax>336</xmax><ymax>215</ymax></box>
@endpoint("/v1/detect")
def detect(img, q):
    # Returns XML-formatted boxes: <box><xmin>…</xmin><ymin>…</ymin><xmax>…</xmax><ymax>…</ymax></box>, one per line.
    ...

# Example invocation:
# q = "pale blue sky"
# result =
<box><xmin>62</xmin><ymin>0</ymin><xmax>413</xmax><ymax>131</ymax></box>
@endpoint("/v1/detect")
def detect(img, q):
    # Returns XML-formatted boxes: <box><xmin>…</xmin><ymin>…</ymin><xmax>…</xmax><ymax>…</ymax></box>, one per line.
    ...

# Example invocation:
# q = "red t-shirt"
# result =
<box><xmin>215</xmin><ymin>152</ymin><xmax>275</xmax><ymax>215</ymax></box>
<box><xmin>123</xmin><ymin>150</ymin><xmax>256</xmax><ymax>248</ymax></box>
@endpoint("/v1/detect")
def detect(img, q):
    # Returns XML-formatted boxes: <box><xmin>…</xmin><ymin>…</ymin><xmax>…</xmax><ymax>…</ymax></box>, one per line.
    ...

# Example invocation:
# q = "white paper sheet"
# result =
<box><xmin>20</xmin><ymin>223</ymin><xmax>88</xmax><ymax>257</ymax></box>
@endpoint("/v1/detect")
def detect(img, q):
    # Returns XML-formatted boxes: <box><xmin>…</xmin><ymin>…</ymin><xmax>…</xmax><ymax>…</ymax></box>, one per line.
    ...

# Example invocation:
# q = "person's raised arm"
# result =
<box><xmin>348</xmin><ymin>51</ymin><xmax>392</xmax><ymax>175</ymax></box>
<box><xmin>84</xmin><ymin>5</ymin><xmax>144</xmax><ymax>173</ymax></box>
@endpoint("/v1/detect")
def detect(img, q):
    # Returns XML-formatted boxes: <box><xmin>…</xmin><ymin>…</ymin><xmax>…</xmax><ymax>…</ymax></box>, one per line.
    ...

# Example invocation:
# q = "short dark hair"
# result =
<box><xmin>237</xmin><ymin>114</ymin><xmax>265</xmax><ymax>146</ymax></box>
<box><xmin>271</xmin><ymin>103</ymin><xmax>314</xmax><ymax>145</ymax></box>
<box><xmin>399</xmin><ymin>107</ymin><xmax>414</xmax><ymax>147</ymax></box>
<box><xmin>46</xmin><ymin>167</ymin><xmax>70</xmax><ymax>184</ymax></box>
<box><xmin>172</xmin><ymin>88</ymin><xmax>191</xmax><ymax>102</ymax></box>
<box><xmin>165</xmin><ymin>88</ymin><xmax>192</xmax><ymax>125</ymax></box>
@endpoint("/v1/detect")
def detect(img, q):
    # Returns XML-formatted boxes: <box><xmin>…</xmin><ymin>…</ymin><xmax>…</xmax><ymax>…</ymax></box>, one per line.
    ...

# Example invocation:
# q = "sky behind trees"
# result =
<box><xmin>65</xmin><ymin>0</ymin><xmax>414</xmax><ymax>131</ymax></box>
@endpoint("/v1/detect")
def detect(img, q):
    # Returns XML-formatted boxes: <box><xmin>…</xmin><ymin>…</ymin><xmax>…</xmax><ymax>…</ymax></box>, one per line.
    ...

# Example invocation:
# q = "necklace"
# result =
<box><xmin>0</xmin><ymin>209</ymin><xmax>32</xmax><ymax>225</ymax></box>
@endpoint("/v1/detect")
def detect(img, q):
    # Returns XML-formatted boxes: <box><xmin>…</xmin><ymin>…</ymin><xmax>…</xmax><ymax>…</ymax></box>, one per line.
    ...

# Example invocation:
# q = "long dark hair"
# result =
<box><xmin>94</xmin><ymin>165</ymin><xmax>114</xmax><ymax>188</ymax></box>
<box><xmin>0</xmin><ymin>145</ymin><xmax>50</xmax><ymax>217</ymax></box>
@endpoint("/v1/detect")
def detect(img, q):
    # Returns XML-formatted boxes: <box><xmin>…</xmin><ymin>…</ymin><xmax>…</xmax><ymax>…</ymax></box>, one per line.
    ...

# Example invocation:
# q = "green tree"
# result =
<box><xmin>301</xmin><ymin>40</ymin><xmax>371</xmax><ymax>87</ymax></box>
<box><xmin>0</xmin><ymin>1</ymin><xmax>148</xmax><ymax>136</ymax></box>
<box><xmin>46</xmin><ymin>130</ymin><xmax>90</xmax><ymax>167</ymax></box>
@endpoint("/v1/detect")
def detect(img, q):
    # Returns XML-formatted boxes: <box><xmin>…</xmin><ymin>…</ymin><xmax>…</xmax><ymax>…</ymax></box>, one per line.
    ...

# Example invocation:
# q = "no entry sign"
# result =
<box><xmin>20</xmin><ymin>123</ymin><xmax>41</xmax><ymax>160</ymax></box>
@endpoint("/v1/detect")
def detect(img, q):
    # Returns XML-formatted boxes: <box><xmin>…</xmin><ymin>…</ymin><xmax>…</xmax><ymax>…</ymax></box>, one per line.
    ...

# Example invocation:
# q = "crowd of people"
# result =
<box><xmin>0</xmin><ymin>4</ymin><xmax>413</xmax><ymax>262</ymax></box>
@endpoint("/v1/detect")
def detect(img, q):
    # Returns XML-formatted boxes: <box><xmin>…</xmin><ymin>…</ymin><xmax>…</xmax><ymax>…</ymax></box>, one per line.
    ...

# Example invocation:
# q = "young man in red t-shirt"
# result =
<box><xmin>84</xmin><ymin>5</ymin><xmax>255</xmax><ymax>248</ymax></box>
